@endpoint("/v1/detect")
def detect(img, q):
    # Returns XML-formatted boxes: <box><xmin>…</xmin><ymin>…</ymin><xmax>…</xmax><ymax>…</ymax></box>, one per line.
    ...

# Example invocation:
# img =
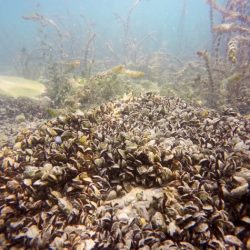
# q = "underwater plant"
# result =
<box><xmin>205</xmin><ymin>0</ymin><xmax>250</xmax><ymax>113</ymax></box>
<box><xmin>45</xmin><ymin>63</ymin><xmax>74</xmax><ymax>108</ymax></box>
<box><xmin>69</xmin><ymin>65</ymin><xmax>155</xmax><ymax>109</ymax></box>
<box><xmin>114</xmin><ymin>0</ymin><xmax>141</xmax><ymax>64</ymax></box>
<box><xmin>21</xmin><ymin>12</ymin><xmax>66</xmax><ymax>79</ymax></box>
<box><xmin>80</xmin><ymin>32</ymin><xmax>96</xmax><ymax>78</ymax></box>
<box><xmin>176</xmin><ymin>0</ymin><xmax>187</xmax><ymax>55</ymax></box>
<box><xmin>112</xmin><ymin>0</ymin><xmax>155</xmax><ymax>68</ymax></box>
<box><xmin>79</xmin><ymin>14</ymin><xmax>97</xmax><ymax>78</ymax></box>
<box><xmin>197</xmin><ymin>50</ymin><xmax>218</xmax><ymax>108</ymax></box>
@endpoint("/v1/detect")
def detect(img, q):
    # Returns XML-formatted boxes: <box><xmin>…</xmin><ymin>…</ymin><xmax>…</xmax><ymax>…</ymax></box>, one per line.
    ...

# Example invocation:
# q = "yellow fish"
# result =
<box><xmin>111</xmin><ymin>65</ymin><xmax>145</xmax><ymax>78</ymax></box>
<box><xmin>59</xmin><ymin>59</ymin><xmax>81</xmax><ymax>67</ymax></box>
<box><xmin>123</xmin><ymin>69</ymin><xmax>145</xmax><ymax>78</ymax></box>
<box><xmin>111</xmin><ymin>65</ymin><xmax>126</xmax><ymax>74</ymax></box>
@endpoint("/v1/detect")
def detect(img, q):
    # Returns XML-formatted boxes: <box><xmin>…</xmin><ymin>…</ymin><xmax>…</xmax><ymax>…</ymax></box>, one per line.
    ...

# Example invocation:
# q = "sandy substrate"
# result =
<box><xmin>0</xmin><ymin>76</ymin><xmax>45</xmax><ymax>98</ymax></box>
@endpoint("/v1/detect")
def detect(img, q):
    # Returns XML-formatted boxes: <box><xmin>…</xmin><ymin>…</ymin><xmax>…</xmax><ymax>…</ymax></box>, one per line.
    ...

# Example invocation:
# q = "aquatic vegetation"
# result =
<box><xmin>197</xmin><ymin>50</ymin><xmax>217</xmax><ymax>108</ymax></box>
<box><xmin>80</xmin><ymin>30</ymin><xmax>96</xmax><ymax>78</ymax></box>
<box><xmin>1</xmin><ymin>1</ymin><xmax>250</xmax><ymax>248</ymax></box>
<box><xmin>19</xmin><ymin>12</ymin><xmax>65</xmax><ymax>78</ymax></box>
<box><xmin>227</xmin><ymin>37</ymin><xmax>238</xmax><ymax>63</ymax></box>
<box><xmin>145</xmin><ymin>51</ymin><xmax>184</xmax><ymax>84</ymax></box>
<box><xmin>207</xmin><ymin>0</ymin><xmax>250</xmax><ymax>66</ymax></box>
<box><xmin>208</xmin><ymin>0</ymin><xmax>215</xmax><ymax>50</ymax></box>
<box><xmin>176</xmin><ymin>0</ymin><xmax>187</xmax><ymax>54</ymax></box>
<box><xmin>111</xmin><ymin>0</ymin><xmax>155</xmax><ymax>67</ymax></box>
<box><xmin>19</xmin><ymin>10</ymin><xmax>97</xmax><ymax>80</ymax></box>
<box><xmin>45</xmin><ymin>63</ymin><xmax>75</xmax><ymax>108</ymax></box>
<box><xmin>22</xmin><ymin>12</ymin><xmax>64</xmax><ymax>60</ymax></box>
<box><xmin>205</xmin><ymin>0</ymin><xmax>250</xmax><ymax>113</ymax></box>
<box><xmin>0</xmin><ymin>93</ymin><xmax>249</xmax><ymax>248</ymax></box>
<box><xmin>73</xmin><ymin>65</ymin><xmax>150</xmax><ymax>109</ymax></box>
<box><xmin>36</xmin><ymin>63</ymin><xmax>148</xmax><ymax>114</ymax></box>
<box><xmin>114</xmin><ymin>0</ymin><xmax>141</xmax><ymax>64</ymax></box>
<box><xmin>142</xmin><ymin>0</ymin><xmax>250</xmax><ymax>114</ymax></box>
<box><xmin>78</xmin><ymin>71</ymin><xmax>131</xmax><ymax>107</ymax></box>
<box><xmin>13</xmin><ymin>47</ymin><xmax>33</xmax><ymax>78</ymax></box>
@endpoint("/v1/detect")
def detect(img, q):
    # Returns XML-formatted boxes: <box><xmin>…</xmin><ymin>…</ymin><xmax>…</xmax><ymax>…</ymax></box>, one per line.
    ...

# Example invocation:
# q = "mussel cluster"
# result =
<box><xmin>0</xmin><ymin>93</ymin><xmax>249</xmax><ymax>249</ymax></box>
<box><xmin>0</xmin><ymin>95</ymin><xmax>47</xmax><ymax>147</ymax></box>
<box><xmin>0</xmin><ymin>95</ymin><xmax>46</xmax><ymax>122</ymax></box>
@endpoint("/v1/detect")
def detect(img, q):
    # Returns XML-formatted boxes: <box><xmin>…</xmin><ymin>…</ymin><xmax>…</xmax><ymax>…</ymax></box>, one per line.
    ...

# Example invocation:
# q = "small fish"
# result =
<box><xmin>59</xmin><ymin>59</ymin><xmax>81</xmax><ymax>67</ymax></box>
<box><xmin>111</xmin><ymin>65</ymin><xmax>145</xmax><ymax>78</ymax></box>
<box><xmin>123</xmin><ymin>69</ymin><xmax>145</xmax><ymax>78</ymax></box>
<box><xmin>111</xmin><ymin>65</ymin><xmax>126</xmax><ymax>74</ymax></box>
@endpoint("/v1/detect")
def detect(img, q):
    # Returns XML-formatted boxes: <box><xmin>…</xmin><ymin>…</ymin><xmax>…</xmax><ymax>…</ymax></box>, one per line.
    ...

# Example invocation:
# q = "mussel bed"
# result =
<box><xmin>0</xmin><ymin>93</ymin><xmax>250</xmax><ymax>249</ymax></box>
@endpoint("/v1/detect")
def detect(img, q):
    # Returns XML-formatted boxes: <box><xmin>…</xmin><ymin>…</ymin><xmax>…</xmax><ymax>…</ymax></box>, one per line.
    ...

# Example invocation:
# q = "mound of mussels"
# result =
<box><xmin>0</xmin><ymin>93</ymin><xmax>250</xmax><ymax>249</ymax></box>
